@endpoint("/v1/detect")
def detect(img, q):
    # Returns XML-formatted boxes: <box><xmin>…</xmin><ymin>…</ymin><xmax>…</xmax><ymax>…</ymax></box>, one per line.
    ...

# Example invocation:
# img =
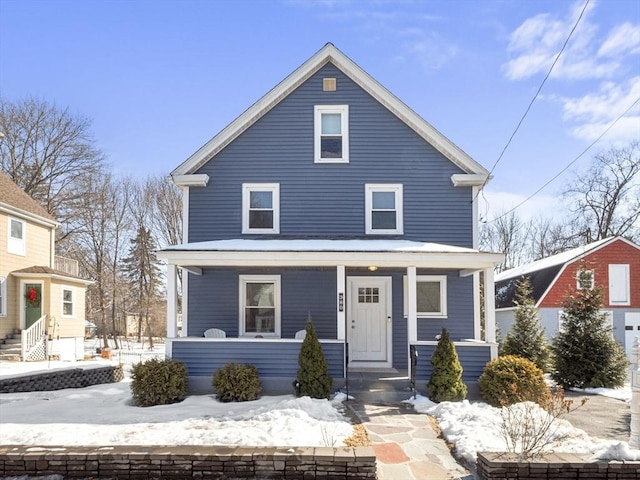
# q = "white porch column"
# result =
<box><xmin>167</xmin><ymin>264</ymin><xmax>178</xmax><ymax>338</ymax></box>
<box><xmin>407</xmin><ymin>266</ymin><xmax>417</xmax><ymax>342</ymax></box>
<box><xmin>337</xmin><ymin>265</ymin><xmax>346</xmax><ymax>340</ymax></box>
<box><xmin>484</xmin><ymin>267</ymin><xmax>496</xmax><ymax>344</ymax></box>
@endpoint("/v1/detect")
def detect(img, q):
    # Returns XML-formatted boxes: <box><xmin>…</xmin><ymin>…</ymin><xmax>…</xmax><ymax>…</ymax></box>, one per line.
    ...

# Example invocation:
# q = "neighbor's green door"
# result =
<box><xmin>25</xmin><ymin>283</ymin><xmax>42</xmax><ymax>329</ymax></box>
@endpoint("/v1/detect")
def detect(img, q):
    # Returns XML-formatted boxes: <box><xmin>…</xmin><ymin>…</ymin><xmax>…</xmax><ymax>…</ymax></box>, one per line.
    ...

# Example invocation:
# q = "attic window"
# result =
<box><xmin>314</xmin><ymin>105</ymin><xmax>349</xmax><ymax>163</ymax></box>
<box><xmin>323</xmin><ymin>78</ymin><xmax>336</xmax><ymax>91</ymax></box>
<box><xmin>576</xmin><ymin>270</ymin><xmax>594</xmax><ymax>290</ymax></box>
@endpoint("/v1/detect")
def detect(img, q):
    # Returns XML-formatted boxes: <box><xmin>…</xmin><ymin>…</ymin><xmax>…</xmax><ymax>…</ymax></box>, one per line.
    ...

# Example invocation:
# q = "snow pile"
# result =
<box><xmin>405</xmin><ymin>395</ymin><xmax>640</xmax><ymax>463</ymax></box>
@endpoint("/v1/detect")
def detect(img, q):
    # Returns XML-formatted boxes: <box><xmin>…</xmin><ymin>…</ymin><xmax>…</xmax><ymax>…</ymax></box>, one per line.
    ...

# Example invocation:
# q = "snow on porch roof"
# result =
<box><xmin>160</xmin><ymin>239</ymin><xmax>482</xmax><ymax>254</ymax></box>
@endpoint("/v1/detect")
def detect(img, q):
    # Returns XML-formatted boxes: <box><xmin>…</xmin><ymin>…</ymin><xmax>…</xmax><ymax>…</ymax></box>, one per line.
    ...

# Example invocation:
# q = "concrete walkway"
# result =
<box><xmin>347</xmin><ymin>401</ymin><xmax>475</xmax><ymax>480</ymax></box>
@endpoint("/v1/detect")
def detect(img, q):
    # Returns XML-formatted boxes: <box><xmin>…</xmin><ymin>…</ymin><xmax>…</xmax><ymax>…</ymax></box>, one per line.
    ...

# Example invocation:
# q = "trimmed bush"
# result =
<box><xmin>294</xmin><ymin>315</ymin><xmax>333</xmax><ymax>399</ymax></box>
<box><xmin>213</xmin><ymin>362</ymin><xmax>262</xmax><ymax>402</ymax></box>
<box><xmin>130</xmin><ymin>358</ymin><xmax>188</xmax><ymax>407</ymax></box>
<box><xmin>479</xmin><ymin>355</ymin><xmax>550</xmax><ymax>407</ymax></box>
<box><xmin>428</xmin><ymin>328</ymin><xmax>467</xmax><ymax>402</ymax></box>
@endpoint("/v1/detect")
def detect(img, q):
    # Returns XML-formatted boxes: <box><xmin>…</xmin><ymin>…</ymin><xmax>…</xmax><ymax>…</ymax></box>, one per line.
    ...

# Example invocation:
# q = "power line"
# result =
<box><xmin>484</xmin><ymin>95</ymin><xmax>640</xmax><ymax>224</ymax></box>
<box><xmin>474</xmin><ymin>0</ymin><xmax>591</xmax><ymax>202</ymax></box>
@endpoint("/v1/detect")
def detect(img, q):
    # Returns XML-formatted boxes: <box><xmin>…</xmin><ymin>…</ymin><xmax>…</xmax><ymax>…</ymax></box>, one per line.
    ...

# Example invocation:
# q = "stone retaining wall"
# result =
<box><xmin>0</xmin><ymin>365</ymin><xmax>124</xmax><ymax>393</ymax></box>
<box><xmin>477</xmin><ymin>451</ymin><xmax>640</xmax><ymax>479</ymax></box>
<box><xmin>0</xmin><ymin>445</ymin><xmax>377</xmax><ymax>479</ymax></box>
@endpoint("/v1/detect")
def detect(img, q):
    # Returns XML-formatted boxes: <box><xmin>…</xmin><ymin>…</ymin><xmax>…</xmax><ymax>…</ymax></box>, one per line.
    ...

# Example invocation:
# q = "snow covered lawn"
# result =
<box><xmin>0</xmin><ymin>376</ymin><xmax>354</xmax><ymax>448</ymax></box>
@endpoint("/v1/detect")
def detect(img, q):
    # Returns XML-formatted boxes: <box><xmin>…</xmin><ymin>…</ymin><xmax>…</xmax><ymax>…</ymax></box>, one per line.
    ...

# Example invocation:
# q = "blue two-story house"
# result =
<box><xmin>158</xmin><ymin>43</ymin><xmax>503</xmax><ymax>394</ymax></box>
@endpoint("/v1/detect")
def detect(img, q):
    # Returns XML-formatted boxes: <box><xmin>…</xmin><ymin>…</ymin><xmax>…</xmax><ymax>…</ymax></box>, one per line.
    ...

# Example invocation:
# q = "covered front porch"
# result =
<box><xmin>158</xmin><ymin>239</ymin><xmax>503</xmax><ymax>394</ymax></box>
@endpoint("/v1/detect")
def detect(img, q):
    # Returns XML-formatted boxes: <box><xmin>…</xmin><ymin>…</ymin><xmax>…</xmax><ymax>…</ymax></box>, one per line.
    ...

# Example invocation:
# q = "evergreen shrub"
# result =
<box><xmin>294</xmin><ymin>315</ymin><xmax>333</xmax><ymax>399</ymax></box>
<box><xmin>427</xmin><ymin>328</ymin><xmax>467</xmax><ymax>402</ymax></box>
<box><xmin>213</xmin><ymin>362</ymin><xmax>262</xmax><ymax>402</ymax></box>
<box><xmin>130</xmin><ymin>358</ymin><xmax>188</xmax><ymax>407</ymax></box>
<box><xmin>479</xmin><ymin>355</ymin><xmax>550</xmax><ymax>407</ymax></box>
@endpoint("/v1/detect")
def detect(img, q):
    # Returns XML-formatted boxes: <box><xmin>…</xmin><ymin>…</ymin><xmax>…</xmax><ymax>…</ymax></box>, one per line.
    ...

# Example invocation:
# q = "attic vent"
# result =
<box><xmin>323</xmin><ymin>78</ymin><xmax>336</xmax><ymax>91</ymax></box>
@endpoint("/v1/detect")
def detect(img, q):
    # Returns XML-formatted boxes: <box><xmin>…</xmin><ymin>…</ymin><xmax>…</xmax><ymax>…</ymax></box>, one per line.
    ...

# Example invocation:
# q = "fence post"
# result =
<box><xmin>631</xmin><ymin>336</ymin><xmax>640</xmax><ymax>449</ymax></box>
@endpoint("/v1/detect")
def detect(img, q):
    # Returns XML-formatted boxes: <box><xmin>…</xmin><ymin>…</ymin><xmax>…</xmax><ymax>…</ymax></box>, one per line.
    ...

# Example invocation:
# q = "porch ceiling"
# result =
<box><xmin>157</xmin><ymin>239</ymin><xmax>504</xmax><ymax>269</ymax></box>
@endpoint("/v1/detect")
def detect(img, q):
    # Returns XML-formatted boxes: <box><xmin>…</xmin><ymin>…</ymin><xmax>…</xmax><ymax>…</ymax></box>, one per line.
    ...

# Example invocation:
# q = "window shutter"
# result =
<box><xmin>609</xmin><ymin>264</ymin><xmax>630</xmax><ymax>304</ymax></box>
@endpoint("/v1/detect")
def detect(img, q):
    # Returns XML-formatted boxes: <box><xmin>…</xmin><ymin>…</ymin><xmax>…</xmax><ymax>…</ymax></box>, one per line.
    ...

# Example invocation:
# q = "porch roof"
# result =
<box><xmin>157</xmin><ymin>239</ymin><xmax>504</xmax><ymax>270</ymax></box>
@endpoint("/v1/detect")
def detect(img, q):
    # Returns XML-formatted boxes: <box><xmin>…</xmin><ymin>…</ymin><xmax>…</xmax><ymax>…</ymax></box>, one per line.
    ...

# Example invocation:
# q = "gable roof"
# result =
<box><xmin>494</xmin><ymin>236</ymin><xmax>639</xmax><ymax>308</ymax></box>
<box><xmin>0</xmin><ymin>172</ymin><xmax>57</xmax><ymax>226</ymax></box>
<box><xmin>171</xmin><ymin>43</ymin><xmax>489</xmax><ymax>178</ymax></box>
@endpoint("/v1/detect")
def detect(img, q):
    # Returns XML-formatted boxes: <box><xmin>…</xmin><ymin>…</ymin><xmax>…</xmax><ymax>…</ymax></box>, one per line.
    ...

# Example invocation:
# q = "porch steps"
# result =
<box><xmin>0</xmin><ymin>333</ymin><xmax>22</xmax><ymax>361</ymax></box>
<box><xmin>342</xmin><ymin>370</ymin><xmax>417</xmax><ymax>404</ymax></box>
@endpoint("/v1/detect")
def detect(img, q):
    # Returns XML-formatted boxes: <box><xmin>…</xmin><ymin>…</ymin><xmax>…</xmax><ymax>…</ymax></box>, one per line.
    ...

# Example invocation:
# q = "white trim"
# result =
<box><xmin>407</xmin><ymin>267</ymin><xmax>417</xmax><ymax>343</ymax></box>
<box><xmin>473</xmin><ymin>272</ymin><xmax>481</xmax><ymax>340</ymax></box>
<box><xmin>0</xmin><ymin>204</ymin><xmax>58</xmax><ymax>229</ymax></box>
<box><xmin>471</xmin><ymin>186</ymin><xmax>479</xmax><ymax>249</ymax></box>
<box><xmin>172</xmin><ymin>174</ymin><xmax>210</xmax><ymax>187</ymax></box>
<box><xmin>609</xmin><ymin>264</ymin><xmax>631</xmax><ymax>306</ymax></box>
<box><xmin>238</xmin><ymin>274</ymin><xmax>281</xmax><ymax>338</ymax></box>
<box><xmin>242</xmin><ymin>183</ymin><xmax>280</xmax><ymax>234</ymax></box>
<box><xmin>484</xmin><ymin>267</ymin><xmax>496</xmax><ymax>343</ymax></box>
<box><xmin>61</xmin><ymin>287</ymin><xmax>74</xmax><ymax>318</ymax></box>
<box><xmin>171</xmin><ymin>43</ymin><xmax>489</xmax><ymax>177</ymax></box>
<box><xmin>182</xmin><ymin>272</ymin><xmax>189</xmax><ymax>337</ymax></box>
<box><xmin>11</xmin><ymin>272</ymin><xmax>93</xmax><ymax>285</ymax></box>
<box><xmin>314</xmin><ymin>105</ymin><xmax>349</xmax><ymax>163</ymax></box>
<box><xmin>181</xmin><ymin>186</ymin><xmax>190</xmax><ymax>244</ymax></box>
<box><xmin>365</xmin><ymin>184</ymin><xmax>403</xmax><ymax>235</ymax></box>
<box><xmin>7</xmin><ymin>216</ymin><xmax>26</xmax><ymax>256</ymax></box>
<box><xmin>411</xmin><ymin>340</ymin><xmax>499</xmax><ymax>347</ymax></box>
<box><xmin>451</xmin><ymin>174</ymin><xmax>489</xmax><ymax>187</ymax></box>
<box><xmin>0</xmin><ymin>276</ymin><xmax>6</xmax><ymax>317</ymax></box>
<box><xmin>403</xmin><ymin>274</ymin><xmax>448</xmax><ymax>318</ymax></box>
<box><xmin>167</xmin><ymin>264</ymin><xmax>178</xmax><ymax>338</ymax></box>
<box><xmin>168</xmin><ymin>337</ymin><xmax>344</xmax><ymax>344</ymax></box>
<box><xmin>337</xmin><ymin>265</ymin><xmax>346</xmax><ymax>341</ymax></box>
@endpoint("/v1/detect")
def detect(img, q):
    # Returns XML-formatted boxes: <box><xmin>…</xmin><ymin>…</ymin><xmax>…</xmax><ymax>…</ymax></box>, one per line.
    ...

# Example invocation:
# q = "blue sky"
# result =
<box><xmin>1</xmin><ymin>0</ymin><xmax>638</xmax><ymax>221</ymax></box>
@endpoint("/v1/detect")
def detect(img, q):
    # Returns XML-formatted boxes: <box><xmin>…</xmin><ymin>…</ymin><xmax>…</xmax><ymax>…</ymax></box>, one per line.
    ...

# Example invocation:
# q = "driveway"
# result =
<box><xmin>562</xmin><ymin>390</ymin><xmax>631</xmax><ymax>442</ymax></box>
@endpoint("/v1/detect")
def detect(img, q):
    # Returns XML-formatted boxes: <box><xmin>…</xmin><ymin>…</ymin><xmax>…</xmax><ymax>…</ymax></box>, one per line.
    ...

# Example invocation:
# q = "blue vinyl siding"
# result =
<box><xmin>190</xmin><ymin>63</ymin><xmax>472</xmax><ymax>247</ymax></box>
<box><xmin>172</xmin><ymin>340</ymin><xmax>345</xmax><ymax>379</ymax></box>
<box><xmin>413</xmin><ymin>344</ymin><xmax>491</xmax><ymax>382</ymax></box>
<box><xmin>187</xmin><ymin>267</ymin><xmax>336</xmax><ymax>338</ymax></box>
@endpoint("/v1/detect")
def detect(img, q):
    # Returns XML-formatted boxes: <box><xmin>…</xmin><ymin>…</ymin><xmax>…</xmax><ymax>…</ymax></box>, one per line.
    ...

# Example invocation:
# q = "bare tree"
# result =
<box><xmin>480</xmin><ymin>211</ymin><xmax>534</xmax><ymax>272</ymax></box>
<box><xmin>564</xmin><ymin>141</ymin><xmax>640</xmax><ymax>243</ymax></box>
<box><xmin>0</xmin><ymin>97</ymin><xmax>105</xmax><ymax>244</ymax></box>
<box><xmin>146</xmin><ymin>174</ymin><xmax>182</xmax><ymax>248</ymax></box>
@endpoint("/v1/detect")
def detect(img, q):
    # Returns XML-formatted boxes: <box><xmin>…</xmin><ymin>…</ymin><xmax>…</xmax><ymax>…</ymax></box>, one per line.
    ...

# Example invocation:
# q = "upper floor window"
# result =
<box><xmin>314</xmin><ymin>105</ymin><xmax>349</xmax><ymax>163</ymax></box>
<box><xmin>62</xmin><ymin>288</ymin><xmax>74</xmax><ymax>317</ymax></box>
<box><xmin>365</xmin><ymin>184</ymin><xmax>403</xmax><ymax>235</ymax></box>
<box><xmin>576</xmin><ymin>270</ymin><xmax>594</xmax><ymax>290</ymax></box>
<box><xmin>242</xmin><ymin>183</ymin><xmax>280</xmax><ymax>234</ymax></box>
<box><xmin>609</xmin><ymin>264</ymin><xmax>630</xmax><ymax>305</ymax></box>
<box><xmin>239</xmin><ymin>275</ymin><xmax>281</xmax><ymax>337</ymax></box>
<box><xmin>0</xmin><ymin>276</ymin><xmax>6</xmax><ymax>317</ymax></box>
<box><xmin>8</xmin><ymin>217</ymin><xmax>26</xmax><ymax>256</ymax></box>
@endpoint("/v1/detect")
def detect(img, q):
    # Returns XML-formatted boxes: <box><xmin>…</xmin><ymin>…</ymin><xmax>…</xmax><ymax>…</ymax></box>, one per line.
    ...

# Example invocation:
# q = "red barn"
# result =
<box><xmin>495</xmin><ymin>237</ymin><xmax>640</xmax><ymax>356</ymax></box>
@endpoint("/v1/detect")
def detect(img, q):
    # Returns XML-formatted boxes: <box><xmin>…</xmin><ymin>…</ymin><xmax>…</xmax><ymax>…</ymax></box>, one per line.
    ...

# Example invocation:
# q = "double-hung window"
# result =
<box><xmin>404</xmin><ymin>275</ymin><xmax>448</xmax><ymax>318</ymax></box>
<box><xmin>62</xmin><ymin>288</ymin><xmax>74</xmax><ymax>317</ymax></box>
<box><xmin>242</xmin><ymin>183</ymin><xmax>280</xmax><ymax>234</ymax></box>
<box><xmin>8</xmin><ymin>217</ymin><xmax>26</xmax><ymax>256</ymax></box>
<box><xmin>365</xmin><ymin>184</ymin><xmax>403</xmax><ymax>234</ymax></box>
<box><xmin>239</xmin><ymin>275</ymin><xmax>281</xmax><ymax>337</ymax></box>
<box><xmin>576</xmin><ymin>270</ymin><xmax>594</xmax><ymax>290</ymax></box>
<box><xmin>314</xmin><ymin>105</ymin><xmax>349</xmax><ymax>163</ymax></box>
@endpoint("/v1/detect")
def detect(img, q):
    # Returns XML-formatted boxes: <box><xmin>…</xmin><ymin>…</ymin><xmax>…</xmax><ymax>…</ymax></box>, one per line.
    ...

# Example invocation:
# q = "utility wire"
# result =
<box><xmin>484</xmin><ymin>95</ymin><xmax>640</xmax><ymax>224</ymax></box>
<box><xmin>473</xmin><ymin>0</ymin><xmax>591</xmax><ymax>202</ymax></box>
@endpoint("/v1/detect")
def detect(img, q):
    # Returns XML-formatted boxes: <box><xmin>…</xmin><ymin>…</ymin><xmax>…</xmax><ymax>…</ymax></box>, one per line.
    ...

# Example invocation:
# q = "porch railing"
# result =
<box><xmin>22</xmin><ymin>315</ymin><xmax>47</xmax><ymax>361</ymax></box>
<box><xmin>54</xmin><ymin>256</ymin><xmax>79</xmax><ymax>277</ymax></box>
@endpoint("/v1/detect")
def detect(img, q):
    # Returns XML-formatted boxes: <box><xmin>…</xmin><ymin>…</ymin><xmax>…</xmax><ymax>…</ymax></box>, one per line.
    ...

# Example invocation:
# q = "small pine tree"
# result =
<box><xmin>428</xmin><ymin>328</ymin><xmax>467</xmax><ymax>402</ymax></box>
<box><xmin>501</xmin><ymin>277</ymin><xmax>550</xmax><ymax>371</ymax></box>
<box><xmin>294</xmin><ymin>315</ymin><xmax>333</xmax><ymax>399</ymax></box>
<box><xmin>551</xmin><ymin>283</ymin><xmax>628</xmax><ymax>389</ymax></box>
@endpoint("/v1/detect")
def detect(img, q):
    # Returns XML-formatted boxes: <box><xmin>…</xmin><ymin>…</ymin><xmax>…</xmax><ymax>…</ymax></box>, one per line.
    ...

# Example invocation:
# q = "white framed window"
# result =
<box><xmin>8</xmin><ymin>217</ymin><xmax>26</xmax><ymax>256</ymax></box>
<box><xmin>314</xmin><ymin>105</ymin><xmax>349</xmax><ymax>163</ymax></box>
<box><xmin>242</xmin><ymin>183</ymin><xmax>280</xmax><ymax>234</ymax></box>
<box><xmin>62</xmin><ymin>288</ymin><xmax>74</xmax><ymax>317</ymax></box>
<box><xmin>365</xmin><ymin>184</ymin><xmax>403</xmax><ymax>235</ymax></box>
<box><xmin>576</xmin><ymin>269</ymin><xmax>594</xmax><ymax>290</ymax></box>
<box><xmin>0</xmin><ymin>276</ymin><xmax>6</xmax><ymax>317</ymax></box>
<box><xmin>403</xmin><ymin>275</ymin><xmax>448</xmax><ymax>318</ymax></box>
<box><xmin>239</xmin><ymin>275</ymin><xmax>281</xmax><ymax>337</ymax></box>
<box><xmin>609</xmin><ymin>264</ymin><xmax>630</xmax><ymax>305</ymax></box>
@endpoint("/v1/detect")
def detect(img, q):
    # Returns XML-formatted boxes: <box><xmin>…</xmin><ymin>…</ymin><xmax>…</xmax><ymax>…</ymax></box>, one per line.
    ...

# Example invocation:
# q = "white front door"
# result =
<box><xmin>625</xmin><ymin>312</ymin><xmax>640</xmax><ymax>358</ymax></box>
<box><xmin>347</xmin><ymin>276</ymin><xmax>392</xmax><ymax>368</ymax></box>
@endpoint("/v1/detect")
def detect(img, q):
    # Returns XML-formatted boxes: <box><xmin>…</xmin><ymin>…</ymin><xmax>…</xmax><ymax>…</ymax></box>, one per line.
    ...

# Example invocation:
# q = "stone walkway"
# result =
<box><xmin>347</xmin><ymin>402</ymin><xmax>475</xmax><ymax>480</ymax></box>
